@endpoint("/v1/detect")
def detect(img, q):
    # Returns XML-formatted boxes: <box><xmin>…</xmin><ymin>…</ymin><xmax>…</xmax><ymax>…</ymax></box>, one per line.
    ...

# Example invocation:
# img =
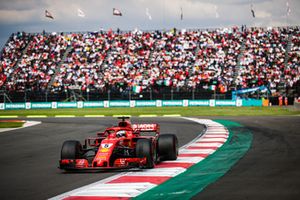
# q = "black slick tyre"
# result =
<box><xmin>158</xmin><ymin>134</ymin><xmax>178</xmax><ymax>161</ymax></box>
<box><xmin>136</xmin><ymin>138</ymin><xmax>154</xmax><ymax>168</ymax></box>
<box><xmin>61</xmin><ymin>140</ymin><xmax>83</xmax><ymax>159</ymax></box>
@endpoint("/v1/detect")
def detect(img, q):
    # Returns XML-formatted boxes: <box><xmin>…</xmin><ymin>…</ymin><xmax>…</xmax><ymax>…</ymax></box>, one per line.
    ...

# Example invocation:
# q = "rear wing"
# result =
<box><xmin>132</xmin><ymin>124</ymin><xmax>160</xmax><ymax>133</ymax></box>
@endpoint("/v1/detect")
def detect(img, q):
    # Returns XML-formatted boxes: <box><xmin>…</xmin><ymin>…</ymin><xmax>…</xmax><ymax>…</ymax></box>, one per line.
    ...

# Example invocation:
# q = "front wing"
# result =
<box><xmin>59</xmin><ymin>157</ymin><xmax>146</xmax><ymax>171</ymax></box>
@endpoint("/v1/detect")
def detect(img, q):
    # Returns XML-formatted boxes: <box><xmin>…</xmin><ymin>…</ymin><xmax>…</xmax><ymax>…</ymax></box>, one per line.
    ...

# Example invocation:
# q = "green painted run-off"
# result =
<box><xmin>133</xmin><ymin>119</ymin><xmax>253</xmax><ymax>200</ymax></box>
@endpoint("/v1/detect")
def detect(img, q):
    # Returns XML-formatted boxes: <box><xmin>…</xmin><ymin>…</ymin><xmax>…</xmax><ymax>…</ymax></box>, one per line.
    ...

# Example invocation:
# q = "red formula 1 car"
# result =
<box><xmin>59</xmin><ymin>117</ymin><xmax>178</xmax><ymax>171</ymax></box>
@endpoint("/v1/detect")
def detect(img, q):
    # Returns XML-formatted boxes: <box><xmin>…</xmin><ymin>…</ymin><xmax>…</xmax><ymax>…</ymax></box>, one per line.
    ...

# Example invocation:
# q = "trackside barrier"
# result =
<box><xmin>0</xmin><ymin>99</ymin><xmax>262</xmax><ymax>110</ymax></box>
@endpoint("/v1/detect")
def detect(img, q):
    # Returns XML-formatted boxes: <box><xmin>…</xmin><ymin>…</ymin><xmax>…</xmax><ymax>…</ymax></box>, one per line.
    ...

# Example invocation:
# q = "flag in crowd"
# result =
<box><xmin>209</xmin><ymin>85</ymin><xmax>216</xmax><ymax>91</ymax></box>
<box><xmin>113</xmin><ymin>8</ymin><xmax>122</xmax><ymax>16</ymax></box>
<box><xmin>250</xmin><ymin>4</ymin><xmax>255</xmax><ymax>18</ymax></box>
<box><xmin>286</xmin><ymin>1</ymin><xmax>291</xmax><ymax>16</ymax></box>
<box><xmin>146</xmin><ymin>8</ymin><xmax>152</xmax><ymax>20</ymax></box>
<box><xmin>77</xmin><ymin>8</ymin><xmax>85</xmax><ymax>18</ymax></box>
<box><xmin>133</xmin><ymin>86</ymin><xmax>142</xmax><ymax>93</ymax></box>
<box><xmin>45</xmin><ymin>10</ymin><xmax>54</xmax><ymax>19</ymax></box>
<box><xmin>164</xmin><ymin>79</ymin><xmax>172</xmax><ymax>86</ymax></box>
<box><xmin>180</xmin><ymin>7</ymin><xmax>183</xmax><ymax>20</ymax></box>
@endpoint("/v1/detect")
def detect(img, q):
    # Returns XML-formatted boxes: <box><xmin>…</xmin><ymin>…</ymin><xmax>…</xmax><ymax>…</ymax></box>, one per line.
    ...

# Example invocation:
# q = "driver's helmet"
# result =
<box><xmin>116</xmin><ymin>130</ymin><xmax>126</xmax><ymax>138</ymax></box>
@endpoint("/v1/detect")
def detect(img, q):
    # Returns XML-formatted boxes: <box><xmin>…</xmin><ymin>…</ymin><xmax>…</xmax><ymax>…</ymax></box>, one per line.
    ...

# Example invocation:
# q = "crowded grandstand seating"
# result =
<box><xmin>51</xmin><ymin>32</ymin><xmax>110</xmax><ymax>92</ymax></box>
<box><xmin>194</xmin><ymin>27</ymin><xmax>242</xmax><ymax>92</ymax></box>
<box><xmin>0</xmin><ymin>32</ymin><xmax>31</xmax><ymax>88</ymax></box>
<box><xmin>0</xmin><ymin>26</ymin><xmax>299</xmax><ymax>102</ymax></box>
<box><xmin>286</xmin><ymin>27</ymin><xmax>300</xmax><ymax>96</ymax></box>
<box><xmin>149</xmin><ymin>30</ymin><xmax>198</xmax><ymax>91</ymax></box>
<box><xmin>1</xmin><ymin>33</ymin><xmax>68</xmax><ymax>92</ymax></box>
<box><xmin>238</xmin><ymin>27</ymin><xmax>289</xmax><ymax>94</ymax></box>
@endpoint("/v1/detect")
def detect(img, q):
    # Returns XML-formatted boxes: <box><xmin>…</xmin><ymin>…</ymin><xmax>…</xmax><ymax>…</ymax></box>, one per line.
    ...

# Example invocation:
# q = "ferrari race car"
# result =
<box><xmin>59</xmin><ymin>117</ymin><xmax>178</xmax><ymax>170</ymax></box>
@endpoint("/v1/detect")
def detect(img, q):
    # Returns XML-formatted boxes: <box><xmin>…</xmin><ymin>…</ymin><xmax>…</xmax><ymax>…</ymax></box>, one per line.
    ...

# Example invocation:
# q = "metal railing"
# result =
<box><xmin>0</xmin><ymin>88</ymin><xmax>232</xmax><ymax>103</ymax></box>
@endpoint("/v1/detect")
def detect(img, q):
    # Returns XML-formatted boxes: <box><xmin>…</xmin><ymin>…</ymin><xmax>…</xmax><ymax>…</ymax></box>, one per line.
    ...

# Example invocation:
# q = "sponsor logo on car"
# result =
<box><xmin>132</xmin><ymin>124</ymin><xmax>157</xmax><ymax>131</ymax></box>
<box><xmin>100</xmin><ymin>148</ymin><xmax>109</xmax><ymax>152</ymax></box>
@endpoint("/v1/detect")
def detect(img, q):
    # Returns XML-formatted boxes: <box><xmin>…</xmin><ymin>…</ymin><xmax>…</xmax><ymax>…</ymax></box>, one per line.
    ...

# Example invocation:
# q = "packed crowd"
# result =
<box><xmin>194</xmin><ymin>27</ymin><xmax>242</xmax><ymax>93</ymax></box>
<box><xmin>51</xmin><ymin>32</ymin><xmax>110</xmax><ymax>92</ymax></box>
<box><xmin>286</xmin><ymin>27</ymin><xmax>300</xmax><ymax>96</ymax></box>
<box><xmin>1</xmin><ymin>32</ymin><xmax>68</xmax><ymax>92</ymax></box>
<box><xmin>0</xmin><ymin>27</ymin><xmax>299</xmax><ymax>98</ymax></box>
<box><xmin>51</xmin><ymin>29</ymin><xmax>201</xmax><ymax>93</ymax></box>
<box><xmin>238</xmin><ymin>27</ymin><xmax>290</xmax><ymax>95</ymax></box>
<box><xmin>0</xmin><ymin>32</ymin><xmax>31</xmax><ymax>88</ymax></box>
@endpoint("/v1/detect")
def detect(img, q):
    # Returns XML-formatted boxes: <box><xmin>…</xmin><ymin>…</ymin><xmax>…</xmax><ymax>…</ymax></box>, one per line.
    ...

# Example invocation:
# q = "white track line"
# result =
<box><xmin>0</xmin><ymin>121</ymin><xmax>41</xmax><ymax>133</ymax></box>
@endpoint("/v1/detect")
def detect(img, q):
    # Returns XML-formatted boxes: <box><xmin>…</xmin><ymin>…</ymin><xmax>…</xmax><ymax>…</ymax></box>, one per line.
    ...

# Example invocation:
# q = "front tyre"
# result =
<box><xmin>61</xmin><ymin>140</ymin><xmax>83</xmax><ymax>159</ymax></box>
<box><xmin>136</xmin><ymin>139</ymin><xmax>154</xmax><ymax>168</ymax></box>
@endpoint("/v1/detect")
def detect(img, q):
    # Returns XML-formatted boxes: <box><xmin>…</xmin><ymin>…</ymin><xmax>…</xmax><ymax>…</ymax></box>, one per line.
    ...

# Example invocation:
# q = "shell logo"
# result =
<box><xmin>100</xmin><ymin>148</ymin><xmax>109</xmax><ymax>153</ymax></box>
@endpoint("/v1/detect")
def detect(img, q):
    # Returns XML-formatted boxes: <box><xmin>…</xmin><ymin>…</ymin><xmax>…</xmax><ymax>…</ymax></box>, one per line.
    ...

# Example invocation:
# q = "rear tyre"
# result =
<box><xmin>61</xmin><ymin>140</ymin><xmax>83</xmax><ymax>159</ymax></box>
<box><xmin>158</xmin><ymin>134</ymin><xmax>178</xmax><ymax>161</ymax></box>
<box><xmin>136</xmin><ymin>139</ymin><xmax>154</xmax><ymax>168</ymax></box>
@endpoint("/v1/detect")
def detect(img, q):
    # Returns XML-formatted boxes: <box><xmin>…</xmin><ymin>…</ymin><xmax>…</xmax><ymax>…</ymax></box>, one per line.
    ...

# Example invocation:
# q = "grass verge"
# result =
<box><xmin>0</xmin><ymin>122</ymin><xmax>24</xmax><ymax>128</ymax></box>
<box><xmin>0</xmin><ymin>106</ymin><xmax>299</xmax><ymax>117</ymax></box>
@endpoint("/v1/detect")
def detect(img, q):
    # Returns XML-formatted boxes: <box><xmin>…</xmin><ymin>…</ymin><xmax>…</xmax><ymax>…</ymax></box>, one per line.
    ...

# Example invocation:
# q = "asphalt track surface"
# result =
<box><xmin>0</xmin><ymin>117</ymin><xmax>203</xmax><ymax>200</ymax></box>
<box><xmin>193</xmin><ymin>116</ymin><xmax>300</xmax><ymax>200</ymax></box>
<box><xmin>0</xmin><ymin>116</ymin><xmax>299</xmax><ymax>200</ymax></box>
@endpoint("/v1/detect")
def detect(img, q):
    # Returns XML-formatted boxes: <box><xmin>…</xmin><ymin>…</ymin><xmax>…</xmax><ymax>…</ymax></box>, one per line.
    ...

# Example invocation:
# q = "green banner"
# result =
<box><xmin>216</xmin><ymin>100</ymin><xmax>236</xmax><ymax>106</ymax></box>
<box><xmin>57</xmin><ymin>102</ymin><xmax>77</xmax><ymax>108</ymax></box>
<box><xmin>31</xmin><ymin>102</ymin><xmax>52</xmax><ymax>109</ymax></box>
<box><xmin>162</xmin><ymin>100</ymin><xmax>183</xmax><ymax>107</ymax></box>
<box><xmin>135</xmin><ymin>100</ymin><xmax>156</xmax><ymax>107</ymax></box>
<box><xmin>0</xmin><ymin>99</ymin><xmax>263</xmax><ymax>110</ymax></box>
<box><xmin>242</xmin><ymin>99</ymin><xmax>262</xmax><ymax>106</ymax></box>
<box><xmin>189</xmin><ymin>100</ymin><xmax>210</xmax><ymax>106</ymax></box>
<box><xmin>83</xmin><ymin>101</ymin><xmax>104</xmax><ymax>108</ymax></box>
<box><xmin>109</xmin><ymin>101</ymin><xmax>130</xmax><ymax>107</ymax></box>
<box><xmin>5</xmin><ymin>103</ymin><xmax>26</xmax><ymax>110</ymax></box>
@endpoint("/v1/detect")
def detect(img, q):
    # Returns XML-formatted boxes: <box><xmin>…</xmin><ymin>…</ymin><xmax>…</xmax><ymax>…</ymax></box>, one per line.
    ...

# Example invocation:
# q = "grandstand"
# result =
<box><xmin>0</xmin><ymin>26</ymin><xmax>299</xmax><ymax>104</ymax></box>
